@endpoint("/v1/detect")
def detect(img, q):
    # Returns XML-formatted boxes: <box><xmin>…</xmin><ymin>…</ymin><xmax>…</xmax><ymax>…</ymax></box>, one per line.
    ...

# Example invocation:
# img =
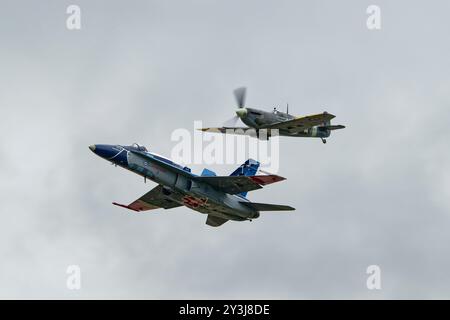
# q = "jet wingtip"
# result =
<box><xmin>112</xmin><ymin>202</ymin><xmax>140</xmax><ymax>212</ymax></box>
<box><xmin>249</xmin><ymin>174</ymin><xmax>286</xmax><ymax>185</ymax></box>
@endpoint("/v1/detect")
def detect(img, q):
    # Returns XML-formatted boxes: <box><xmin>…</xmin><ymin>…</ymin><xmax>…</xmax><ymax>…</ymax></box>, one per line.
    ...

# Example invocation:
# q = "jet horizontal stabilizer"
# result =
<box><xmin>240</xmin><ymin>202</ymin><xmax>295</xmax><ymax>211</ymax></box>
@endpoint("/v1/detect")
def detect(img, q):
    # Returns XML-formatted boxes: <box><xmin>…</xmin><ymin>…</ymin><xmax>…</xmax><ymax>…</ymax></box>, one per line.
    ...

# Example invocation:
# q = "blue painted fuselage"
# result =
<box><xmin>89</xmin><ymin>144</ymin><xmax>259</xmax><ymax>221</ymax></box>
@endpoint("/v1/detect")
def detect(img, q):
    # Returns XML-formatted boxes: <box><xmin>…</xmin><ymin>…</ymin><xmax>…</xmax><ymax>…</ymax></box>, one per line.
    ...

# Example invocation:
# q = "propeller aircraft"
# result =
<box><xmin>200</xmin><ymin>87</ymin><xmax>345</xmax><ymax>144</ymax></box>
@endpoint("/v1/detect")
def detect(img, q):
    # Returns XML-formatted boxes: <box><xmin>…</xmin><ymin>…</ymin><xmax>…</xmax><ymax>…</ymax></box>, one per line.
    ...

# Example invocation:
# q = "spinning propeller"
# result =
<box><xmin>223</xmin><ymin>87</ymin><xmax>247</xmax><ymax>127</ymax></box>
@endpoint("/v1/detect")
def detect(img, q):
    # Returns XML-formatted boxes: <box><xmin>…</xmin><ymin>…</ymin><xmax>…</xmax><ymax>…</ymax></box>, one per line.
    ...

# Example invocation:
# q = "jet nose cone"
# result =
<box><xmin>89</xmin><ymin>144</ymin><xmax>122</xmax><ymax>160</ymax></box>
<box><xmin>236</xmin><ymin>108</ymin><xmax>247</xmax><ymax>118</ymax></box>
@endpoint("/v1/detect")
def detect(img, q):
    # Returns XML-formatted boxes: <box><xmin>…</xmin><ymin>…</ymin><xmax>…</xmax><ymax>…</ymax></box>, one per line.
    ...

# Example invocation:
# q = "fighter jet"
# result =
<box><xmin>200</xmin><ymin>87</ymin><xmax>345</xmax><ymax>143</ymax></box>
<box><xmin>89</xmin><ymin>143</ymin><xmax>294</xmax><ymax>227</ymax></box>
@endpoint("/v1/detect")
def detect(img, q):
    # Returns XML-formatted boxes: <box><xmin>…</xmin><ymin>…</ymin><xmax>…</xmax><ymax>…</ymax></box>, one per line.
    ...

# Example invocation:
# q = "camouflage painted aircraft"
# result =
<box><xmin>200</xmin><ymin>87</ymin><xmax>345</xmax><ymax>143</ymax></box>
<box><xmin>89</xmin><ymin>143</ymin><xmax>294</xmax><ymax>227</ymax></box>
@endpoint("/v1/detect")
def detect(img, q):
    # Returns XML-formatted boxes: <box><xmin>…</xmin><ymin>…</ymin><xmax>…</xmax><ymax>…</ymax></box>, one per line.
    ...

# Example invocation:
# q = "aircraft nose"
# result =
<box><xmin>89</xmin><ymin>144</ymin><xmax>117</xmax><ymax>159</ymax></box>
<box><xmin>236</xmin><ymin>108</ymin><xmax>247</xmax><ymax>118</ymax></box>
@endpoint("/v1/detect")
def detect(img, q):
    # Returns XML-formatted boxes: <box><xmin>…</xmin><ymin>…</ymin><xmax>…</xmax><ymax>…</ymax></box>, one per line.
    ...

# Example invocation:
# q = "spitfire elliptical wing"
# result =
<box><xmin>198</xmin><ymin>127</ymin><xmax>278</xmax><ymax>138</ymax></box>
<box><xmin>113</xmin><ymin>185</ymin><xmax>182</xmax><ymax>212</ymax></box>
<box><xmin>195</xmin><ymin>174</ymin><xmax>286</xmax><ymax>195</ymax></box>
<box><xmin>262</xmin><ymin>112</ymin><xmax>336</xmax><ymax>132</ymax></box>
<box><xmin>199</xmin><ymin>127</ymin><xmax>251</xmax><ymax>135</ymax></box>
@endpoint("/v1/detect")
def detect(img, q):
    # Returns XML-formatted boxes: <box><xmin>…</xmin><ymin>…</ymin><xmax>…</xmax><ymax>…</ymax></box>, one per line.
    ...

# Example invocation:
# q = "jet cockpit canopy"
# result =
<box><xmin>130</xmin><ymin>143</ymin><xmax>148</xmax><ymax>152</ymax></box>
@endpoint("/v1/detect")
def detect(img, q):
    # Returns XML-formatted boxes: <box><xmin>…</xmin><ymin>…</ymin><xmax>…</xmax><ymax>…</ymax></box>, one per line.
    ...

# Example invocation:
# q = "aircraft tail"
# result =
<box><xmin>319</xmin><ymin>119</ymin><xmax>345</xmax><ymax>131</ymax></box>
<box><xmin>240</xmin><ymin>201</ymin><xmax>295</xmax><ymax>211</ymax></box>
<box><xmin>229</xmin><ymin>159</ymin><xmax>260</xmax><ymax>197</ymax></box>
<box><xmin>318</xmin><ymin>124</ymin><xmax>346</xmax><ymax>131</ymax></box>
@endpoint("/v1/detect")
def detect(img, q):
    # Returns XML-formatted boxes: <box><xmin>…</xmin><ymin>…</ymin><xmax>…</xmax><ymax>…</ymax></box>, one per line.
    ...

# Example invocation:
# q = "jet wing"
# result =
<box><xmin>112</xmin><ymin>185</ymin><xmax>182</xmax><ymax>212</ymax></box>
<box><xmin>195</xmin><ymin>174</ymin><xmax>286</xmax><ymax>195</ymax></box>
<box><xmin>206</xmin><ymin>215</ymin><xmax>229</xmax><ymax>227</ymax></box>
<box><xmin>262</xmin><ymin>112</ymin><xmax>336</xmax><ymax>132</ymax></box>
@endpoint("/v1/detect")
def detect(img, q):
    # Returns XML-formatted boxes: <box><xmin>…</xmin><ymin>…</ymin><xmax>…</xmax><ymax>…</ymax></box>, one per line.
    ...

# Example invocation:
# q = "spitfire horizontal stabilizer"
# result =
<box><xmin>196</xmin><ymin>174</ymin><xmax>286</xmax><ymax>195</ymax></box>
<box><xmin>240</xmin><ymin>202</ymin><xmax>295</xmax><ymax>211</ymax></box>
<box><xmin>317</xmin><ymin>124</ymin><xmax>346</xmax><ymax>130</ymax></box>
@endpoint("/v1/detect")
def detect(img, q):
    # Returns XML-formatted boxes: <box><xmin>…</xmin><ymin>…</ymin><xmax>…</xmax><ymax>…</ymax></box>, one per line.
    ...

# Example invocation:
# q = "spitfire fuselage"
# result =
<box><xmin>239</xmin><ymin>107</ymin><xmax>331</xmax><ymax>138</ymax></box>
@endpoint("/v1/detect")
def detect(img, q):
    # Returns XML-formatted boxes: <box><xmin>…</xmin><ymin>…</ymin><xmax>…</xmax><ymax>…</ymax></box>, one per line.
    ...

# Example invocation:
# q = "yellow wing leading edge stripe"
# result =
<box><xmin>263</xmin><ymin>112</ymin><xmax>335</xmax><ymax>132</ymax></box>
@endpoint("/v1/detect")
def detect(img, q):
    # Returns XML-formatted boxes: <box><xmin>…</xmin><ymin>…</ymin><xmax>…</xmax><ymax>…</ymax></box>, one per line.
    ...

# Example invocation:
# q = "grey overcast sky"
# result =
<box><xmin>1</xmin><ymin>0</ymin><xmax>450</xmax><ymax>299</ymax></box>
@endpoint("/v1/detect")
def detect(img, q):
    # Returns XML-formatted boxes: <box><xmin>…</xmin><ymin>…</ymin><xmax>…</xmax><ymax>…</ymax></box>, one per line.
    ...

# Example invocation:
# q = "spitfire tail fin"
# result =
<box><xmin>229</xmin><ymin>159</ymin><xmax>260</xmax><ymax>197</ymax></box>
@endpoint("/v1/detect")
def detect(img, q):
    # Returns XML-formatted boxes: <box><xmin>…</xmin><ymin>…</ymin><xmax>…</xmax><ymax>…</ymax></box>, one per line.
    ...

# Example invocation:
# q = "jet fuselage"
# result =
<box><xmin>89</xmin><ymin>144</ymin><xmax>259</xmax><ymax>222</ymax></box>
